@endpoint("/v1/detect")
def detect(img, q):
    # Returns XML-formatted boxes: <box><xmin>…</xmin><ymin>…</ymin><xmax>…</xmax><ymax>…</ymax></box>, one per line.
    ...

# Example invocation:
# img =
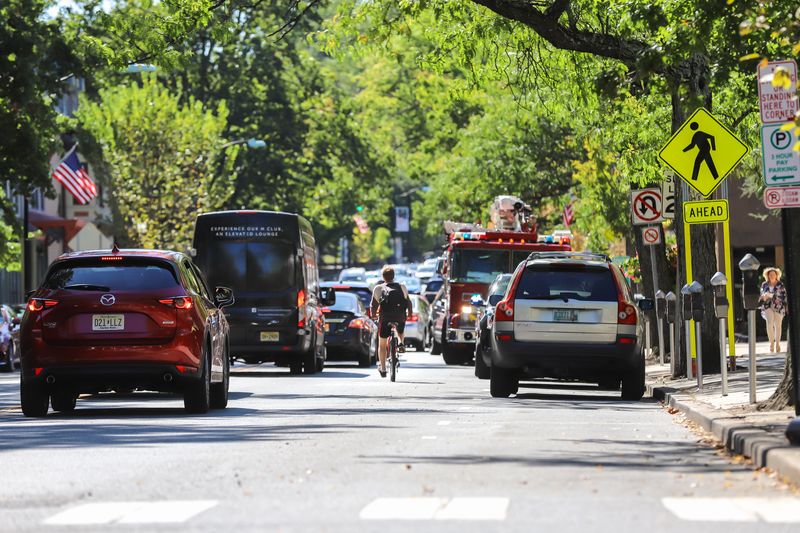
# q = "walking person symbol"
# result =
<box><xmin>682</xmin><ymin>122</ymin><xmax>719</xmax><ymax>181</ymax></box>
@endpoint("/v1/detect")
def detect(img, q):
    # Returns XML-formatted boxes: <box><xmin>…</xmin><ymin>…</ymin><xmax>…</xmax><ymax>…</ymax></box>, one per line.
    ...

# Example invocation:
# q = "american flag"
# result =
<box><xmin>52</xmin><ymin>145</ymin><xmax>97</xmax><ymax>205</ymax></box>
<box><xmin>562</xmin><ymin>194</ymin><xmax>576</xmax><ymax>227</ymax></box>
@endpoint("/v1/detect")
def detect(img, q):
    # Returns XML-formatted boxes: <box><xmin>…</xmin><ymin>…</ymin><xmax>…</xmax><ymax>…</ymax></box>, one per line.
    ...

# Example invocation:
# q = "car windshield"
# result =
<box><xmin>329</xmin><ymin>292</ymin><xmax>359</xmax><ymax>313</ymax></box>
<box><xmin>489</xmin><ymin>275</ymin><xmax>512</xmax><ymax>297</ymax></box>
<box><xmin>424</xmin><ymin>279</ymin><xmax>443</xmax><ymax>292</ymax></box>
<box><xmin>44</xmin><ymin>260</ymin><xmax>179</xmax><ymax>291</ymax></box>
<box><xmin>331</xmin><ymin>287</ymin><xmax>372</xmax><ymax>307</ymax></box>
<box><xmin>515</xmin><ymin>266</ymin><xmax>618</xmax><ymax>302</ymax></box>
<box><xmin>340</xmin><ymin>273</ymin><xmax>366</xmax><ymax>282</ymax></box>
<box><xmin>451</xmin><ymin>249</ymin><xmax>511</xmax><ymax>284</ymax></box>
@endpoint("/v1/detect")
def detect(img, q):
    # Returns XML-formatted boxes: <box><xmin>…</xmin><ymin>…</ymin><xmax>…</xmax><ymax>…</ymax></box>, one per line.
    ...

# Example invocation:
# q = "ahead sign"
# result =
<box><xmin>758</xmin><ymin>60</ymin><xmax>798</xmax><ymax>124</ymax></box>
<box><xmin>631</xmin><ymin>188</ymin><xmax>663</xmax><ymax>225</ymax></box>
<box><xmin>683</xmin><ymin>199</ymin><xmax>729</xmax><ymax>224</ymax></box>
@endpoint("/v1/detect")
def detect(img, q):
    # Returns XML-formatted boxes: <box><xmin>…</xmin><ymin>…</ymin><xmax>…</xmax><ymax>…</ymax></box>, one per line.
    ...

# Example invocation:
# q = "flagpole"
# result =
<box><xmin>22</xmin><ymin>195</ymin><xmax>30</xmax><ymax>294</ymax></box>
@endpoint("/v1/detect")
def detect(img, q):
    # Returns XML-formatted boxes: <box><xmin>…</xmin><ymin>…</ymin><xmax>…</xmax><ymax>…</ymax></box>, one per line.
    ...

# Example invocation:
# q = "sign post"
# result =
<box><xmin>659</xmin><ymin>109</ymin><xmax>746</xmax><ymax>374</ymax></box>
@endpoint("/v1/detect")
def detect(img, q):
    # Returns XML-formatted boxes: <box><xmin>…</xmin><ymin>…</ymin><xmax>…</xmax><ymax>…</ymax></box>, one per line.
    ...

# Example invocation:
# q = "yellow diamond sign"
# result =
<box><xmin>658</xmin><ymin>108</ymin><xmax>749</xmax><ymax>198</ymax></box>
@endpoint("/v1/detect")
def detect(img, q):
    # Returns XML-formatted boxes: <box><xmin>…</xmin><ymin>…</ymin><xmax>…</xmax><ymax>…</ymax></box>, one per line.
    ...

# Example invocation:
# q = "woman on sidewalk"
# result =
<box><xmin>760</xmin><ymin>267</ymin><xmax>787</xmax><ymax>352</ymax></box>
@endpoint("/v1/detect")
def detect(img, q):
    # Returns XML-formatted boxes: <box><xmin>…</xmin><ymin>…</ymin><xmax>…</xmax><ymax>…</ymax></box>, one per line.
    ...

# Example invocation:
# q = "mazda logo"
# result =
<box><xmin>100</xmin><ymin>294</ymin><xmax>116</xmax><ymax>306</ymax></box>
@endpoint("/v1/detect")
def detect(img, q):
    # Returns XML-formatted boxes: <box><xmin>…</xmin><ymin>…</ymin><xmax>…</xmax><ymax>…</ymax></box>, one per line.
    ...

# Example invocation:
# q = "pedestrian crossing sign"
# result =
<box><xmin>658</xmin><ymin>108</ymin><xmax>749</xmax><ymax>198</ymax></box>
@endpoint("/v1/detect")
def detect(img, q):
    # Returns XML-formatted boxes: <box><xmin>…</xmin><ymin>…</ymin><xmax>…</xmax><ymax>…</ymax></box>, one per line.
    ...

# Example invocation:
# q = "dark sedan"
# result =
<box><xmin>323</xmin><ymin>292</ymin><xmax>377</xmax><ymax>368</ymax></box>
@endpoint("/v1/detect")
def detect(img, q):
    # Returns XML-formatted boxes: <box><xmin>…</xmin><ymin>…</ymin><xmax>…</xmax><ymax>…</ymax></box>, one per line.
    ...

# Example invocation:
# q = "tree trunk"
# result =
<box><xmin>670</xmin><ymin>54</ymin><xmax>721</xmax><ymax>376</ymax></box>
<box><xmin>761</xmin><ymin>207</ymin><xmax>800</xmax><ymax>410</ymax></box>
<box><xmin>759</xmin><ymin>343</ymin><xmax>794</xmax><ymax>411</ymax></box>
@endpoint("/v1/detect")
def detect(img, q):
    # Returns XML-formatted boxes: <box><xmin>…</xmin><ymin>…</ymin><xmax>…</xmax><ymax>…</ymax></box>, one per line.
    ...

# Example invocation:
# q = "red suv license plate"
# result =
<box><xmin>92</xmin><ymin>314</ymin><xmax>125</xmax><ymax>331</ymax></box>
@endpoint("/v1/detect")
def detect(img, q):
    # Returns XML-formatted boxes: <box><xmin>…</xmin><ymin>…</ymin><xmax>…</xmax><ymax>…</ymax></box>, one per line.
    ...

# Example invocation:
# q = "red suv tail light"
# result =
<box><xmin>159</xmin><ymin>297</ymin><xmax>194</xmax><ymax>309</ymax></box>
<box><xmin>27</xmin><ymin>299</ymin><xmax>59</xmax><ymax>312</ymax></box>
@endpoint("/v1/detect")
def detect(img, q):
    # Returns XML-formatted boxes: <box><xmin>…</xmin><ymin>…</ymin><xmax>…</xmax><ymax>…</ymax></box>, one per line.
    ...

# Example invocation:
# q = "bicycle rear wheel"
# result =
<box><xmin>390</xmin><ymin>336</ymin><xmax>398</xmax><ymax>382</ymax></box>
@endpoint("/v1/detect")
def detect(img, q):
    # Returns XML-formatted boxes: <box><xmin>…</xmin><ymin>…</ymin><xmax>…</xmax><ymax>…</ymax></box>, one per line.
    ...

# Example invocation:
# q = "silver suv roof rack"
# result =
<box><xmin>526</xmin><ymin>251</ymin><xmax>611</xmax><ymax>262</ymax></box>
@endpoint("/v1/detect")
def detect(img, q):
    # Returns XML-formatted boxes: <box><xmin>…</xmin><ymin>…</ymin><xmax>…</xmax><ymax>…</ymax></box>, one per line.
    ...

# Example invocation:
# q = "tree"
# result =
<box><xmin>76</xmin><ymin>77</ymin><xmax>237</xmax><ymax>250</ymax></box>
<box><xmin>0</xmin><ymin>0</ymin><xmax>80</xmax><ymax>263</ymax></box>
<box><xmin>321</xmin><ymin>0</ymin><xmax>770</xmax><ymax>374</ymax></box>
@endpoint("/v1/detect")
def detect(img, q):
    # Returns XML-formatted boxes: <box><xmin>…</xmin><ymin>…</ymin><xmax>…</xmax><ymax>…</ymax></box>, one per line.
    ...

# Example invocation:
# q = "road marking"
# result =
<box><xmin>421</xmin><ymin>435</ymin><xmax>438</xmax><ymax>440</ymax></box>
<box><xmin>44</xmin><ymin>501</ymin><xmax>218</xmax><ymax>526</ymax></box>
<box><xmin>662</xmin><ymin>498</ymin><xmax>800</xmax><ymax>523</ymax></box>
<box><xmin>360</xmin><ymin>497</ymin><xmax>508</xmax><ymax>521</ymax></box>
<box><xmin>437</xmin><ymin>420</ymin><xmax>451</xmax><ymax>426</ymax></box>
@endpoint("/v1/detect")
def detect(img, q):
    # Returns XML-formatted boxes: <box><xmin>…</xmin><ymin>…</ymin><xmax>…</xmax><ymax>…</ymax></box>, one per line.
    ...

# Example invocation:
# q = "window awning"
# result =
<box><xmin>28</xmin><ymin>210</ymin><xmax>86</xmax><ymax>243</ymax></box>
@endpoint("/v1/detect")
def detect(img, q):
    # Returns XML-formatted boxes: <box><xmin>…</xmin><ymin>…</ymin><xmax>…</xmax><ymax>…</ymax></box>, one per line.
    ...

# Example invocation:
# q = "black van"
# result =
<box><xmin>192</xmin><ymin>210</ymin><xmax>334</xmax><ymax>374</ymax></box>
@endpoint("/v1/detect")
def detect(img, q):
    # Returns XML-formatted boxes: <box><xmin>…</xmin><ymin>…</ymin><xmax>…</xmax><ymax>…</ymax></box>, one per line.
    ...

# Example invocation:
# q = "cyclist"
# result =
<box><xmin>370</xmin><ymin>266</ymin><xmax>413</xmax><ymax>377</ymax></box>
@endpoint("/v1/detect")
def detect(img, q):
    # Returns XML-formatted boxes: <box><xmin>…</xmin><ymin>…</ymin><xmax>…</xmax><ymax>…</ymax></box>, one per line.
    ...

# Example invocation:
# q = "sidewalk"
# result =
<box><xmin>646</xmin><ymin>340</ymin><xmax>800</xmax><ymax>487</ymax></box>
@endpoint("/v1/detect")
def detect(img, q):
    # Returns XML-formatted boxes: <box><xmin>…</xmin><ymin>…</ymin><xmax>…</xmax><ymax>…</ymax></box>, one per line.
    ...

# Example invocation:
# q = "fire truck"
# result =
<box><xmin>431</xmin><ymin>196</ymin><xmax>572</xmax><ymax>364</ymax></box>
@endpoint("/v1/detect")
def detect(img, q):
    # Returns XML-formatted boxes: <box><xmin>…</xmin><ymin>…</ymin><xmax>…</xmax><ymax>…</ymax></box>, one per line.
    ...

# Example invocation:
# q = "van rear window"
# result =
<box><xmin>515</xmin><ymin>266</ymin><xmax>618</xmax><ymax>302</ymax></box>
<box><xmin>44</xmin><ymin>260</ymin><xmax>179</xmax><ymax>291</ymax></box>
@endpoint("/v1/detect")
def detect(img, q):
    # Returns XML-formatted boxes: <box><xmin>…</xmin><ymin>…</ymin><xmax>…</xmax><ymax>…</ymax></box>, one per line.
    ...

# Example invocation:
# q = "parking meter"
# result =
<box><xmin>681</xmin><ymin>284</ymin><xmax>694</xmax><ymax>379</ymax></box>
<box><xmin>689</xmin><ymin>281</ymin><xmax>704</xmax><ymax>322</ymax></box>
<box><xmin>681</xmin><ymin>284</ymin><xmax>692</xmax><ymax>316</ymax></box>
<box><xmin>739</xmin><ymin>254</ymin><xmax>761</xmax><ymax>310</ymax></box>
<box><xmin>710</xmin><ymin>271</ymin><xmax>730</xmax><ymax>395</ymax></box>
<box><xmin>665</xmin><ymin>292</ymin><xmax>676</xmax><ymax>324</ymax></box>
<box><xmin>655</xmin><ymin>290</ymin><xmax>666</xmax><ymax>320</ymax></box>
<box><xmin>710</xmin><ymin>272</ymin><xmax>729</xmax><ymax>319</ymax></box>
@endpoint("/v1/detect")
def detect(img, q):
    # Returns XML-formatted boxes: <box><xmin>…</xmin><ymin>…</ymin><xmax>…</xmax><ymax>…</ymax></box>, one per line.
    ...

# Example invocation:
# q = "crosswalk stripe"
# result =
<box><xmin>44</xmin><ymin>500</ymin><xmax>218</xmax><ymax>525</ymax></box>
<box><xmin>360</xmin><ymin>497</ymin><xmax>508</xmax><ymax>521</ymax></box>
<box><xmin>662</xmin><ymin>498</ymin><xmax>800</xmax><ymax>523</ymax></box>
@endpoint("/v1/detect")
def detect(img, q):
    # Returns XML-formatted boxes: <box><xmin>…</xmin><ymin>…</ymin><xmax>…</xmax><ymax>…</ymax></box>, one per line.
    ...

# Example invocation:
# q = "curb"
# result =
<box><xmin>648</xmin><ymin>382</ymin><xmax>800</xmax><ymax>487</ymax></box>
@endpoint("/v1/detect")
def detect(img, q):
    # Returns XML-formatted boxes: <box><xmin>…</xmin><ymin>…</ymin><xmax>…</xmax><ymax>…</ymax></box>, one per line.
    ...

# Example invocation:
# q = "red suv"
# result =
<box><xmin>19</xmin><ymin>248</ymin><xmax>234</xmax><ymax>417</ymax></box>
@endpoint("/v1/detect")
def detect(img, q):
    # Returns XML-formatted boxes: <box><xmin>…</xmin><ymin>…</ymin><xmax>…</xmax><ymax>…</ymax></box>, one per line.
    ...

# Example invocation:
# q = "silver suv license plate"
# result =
<box><xmin>553</xmin><ymin>309</ymin><xmax>578</xmax><ymax>322</ymax></box>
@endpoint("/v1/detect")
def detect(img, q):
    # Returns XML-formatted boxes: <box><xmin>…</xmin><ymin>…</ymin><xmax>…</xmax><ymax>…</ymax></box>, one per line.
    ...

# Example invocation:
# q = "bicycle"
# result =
<box><xmin>387</xmin><ymin>322</ymin><xmax>400</xmax><ymax>382</ymax></box>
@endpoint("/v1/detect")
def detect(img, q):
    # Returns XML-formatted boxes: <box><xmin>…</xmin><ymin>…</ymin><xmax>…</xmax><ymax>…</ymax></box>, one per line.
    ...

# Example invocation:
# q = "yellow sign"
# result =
<box><xmin>659</xmin><ymin>108</ymin><xmax>749</xmax><ymax>198</ymax></box>
<box><xmin>683</xmin><ymin>199</ymin><xmax>729</xmax><ymax>224</ymax></box>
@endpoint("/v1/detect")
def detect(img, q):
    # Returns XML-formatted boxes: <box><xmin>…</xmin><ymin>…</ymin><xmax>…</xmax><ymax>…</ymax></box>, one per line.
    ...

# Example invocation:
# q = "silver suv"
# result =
<box><xmin>489</xmin><ymin>252</ymin><xmax>648</xmax><ymax>400</ymax></box>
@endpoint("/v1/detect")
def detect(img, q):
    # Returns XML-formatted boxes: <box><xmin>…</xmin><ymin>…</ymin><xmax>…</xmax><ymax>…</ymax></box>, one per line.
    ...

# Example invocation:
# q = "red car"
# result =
<box><xmin>19</xmin><ymin>248</ymin><xmax>234</xmax><ymax>417</ymax></box>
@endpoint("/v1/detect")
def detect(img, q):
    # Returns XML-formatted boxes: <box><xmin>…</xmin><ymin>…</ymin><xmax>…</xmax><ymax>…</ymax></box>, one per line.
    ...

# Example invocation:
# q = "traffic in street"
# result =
<box><xmin>0</xmin><ymin>351</ymin><xmax>796</xmax><ymax>531</ymax></box>
<box><xmin>5</xmin><ymin>1</ymin><xmax>800</xmax><ymax>530</ymax></box>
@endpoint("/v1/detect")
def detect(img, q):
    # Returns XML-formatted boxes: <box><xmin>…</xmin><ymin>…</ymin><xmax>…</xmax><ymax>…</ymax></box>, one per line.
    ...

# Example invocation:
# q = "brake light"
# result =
<box><xmin>159</xmin><ymin>297</ymin><xmax>193</xmax><ymax>309</ymax></box>
<box><xmin>297</xmin><ymin>289</ymin><xmax>307</xmax><ymax>328</ymax></box>
<box><xmin>495</xmin><ymin>333</ymin><xmax>513</xmax><ymax>342</ymax></box>
<box><xmin>34</xmin><ymin>368</ymin><xmax>43</xmax><ymax>376</ymax></box>
<box><xmin>349</xmin><ymin>318</ymin><xmax>366</xmax><ymax>329</ymax></box>
<box><xmin>617</xmin><ymin>302</ymin><xmax>637</xmax><ymax>325</ymax></box>
<box><xmin>101</xmin><ymin>256</ymin><xmax>124</xmax><ymax>261</ymax></box>
<box><xmin>407</xmin><ymin>313</ymin><xmax>419</xmax><ymax>322</ymax></box>
<box><xmin>321</xmin><ymin>307</ymin><xmax>331</xmax><ymax>314</ymax></box>
<box><xmin>495</xmin><ymin>300</ymin><xmax>514</xmax><ymax>321</ymax></box>
<box><xmin>27</xmin><ymin>299</ymin><xmax>59</xmax><ymax>312</ymax></box>
<box><xmin>618</xmin><ymin>337</ymin><xmax>635</xmax><ymax>344</ymax></box>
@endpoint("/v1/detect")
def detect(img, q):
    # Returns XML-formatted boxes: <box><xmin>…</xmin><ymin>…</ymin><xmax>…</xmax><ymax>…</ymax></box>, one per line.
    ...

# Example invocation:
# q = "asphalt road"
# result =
<box><xmin>0</xmin><ymin>351</ymin><xmax>797</xmax><ymax>532</ymax></box>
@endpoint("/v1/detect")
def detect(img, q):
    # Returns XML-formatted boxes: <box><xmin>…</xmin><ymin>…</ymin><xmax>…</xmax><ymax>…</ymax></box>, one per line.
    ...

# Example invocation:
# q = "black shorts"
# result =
<box><xmin>379</xmin><ymin>319</ymin><xmax>405</xmax><ymax>339</ymax></box>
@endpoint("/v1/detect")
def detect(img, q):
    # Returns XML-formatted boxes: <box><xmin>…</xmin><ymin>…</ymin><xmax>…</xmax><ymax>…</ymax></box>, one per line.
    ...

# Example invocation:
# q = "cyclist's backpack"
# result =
<box><xmin>379</xmin><ymin>282</ymin><xmax>407</xmax><ymax>318</ymax></box>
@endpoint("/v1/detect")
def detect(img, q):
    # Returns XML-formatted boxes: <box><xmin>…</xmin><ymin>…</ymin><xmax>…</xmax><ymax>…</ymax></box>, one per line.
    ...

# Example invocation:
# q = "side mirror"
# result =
<box><xmin>488</xmin><ymin>294</ymin><xmax>503</xmax><ymax>306</ymax></box>
<box><xmin>637</xmin><ymin>298</ymin><xmax>655</xmax><ymax>312</ymax></box>
<box><xmin>214</xmin><ymin>286</ymin><xmax>235</xmax><ymax>308</ymax></box>
<box><xmin>320</xmin><ymin>287</ymin><xmax>336</xmax><ymax>307</ymax></box>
